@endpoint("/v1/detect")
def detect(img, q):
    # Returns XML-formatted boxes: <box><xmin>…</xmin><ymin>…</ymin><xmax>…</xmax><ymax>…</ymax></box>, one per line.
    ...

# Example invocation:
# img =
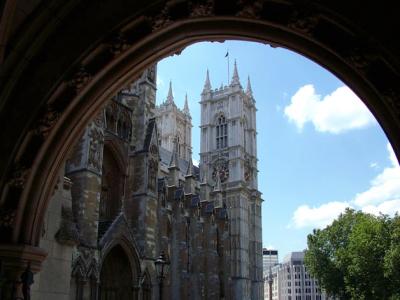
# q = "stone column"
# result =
<box><xmin>0</xmin><ymin>245</ymin><xmax>47</xmax><ymax>300</ymax></box>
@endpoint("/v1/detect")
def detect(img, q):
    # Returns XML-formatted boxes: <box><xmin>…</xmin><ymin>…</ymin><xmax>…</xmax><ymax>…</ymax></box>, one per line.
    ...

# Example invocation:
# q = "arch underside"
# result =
<box><xmin>0</xmin><ymin>0</ymin><xmax>399</xmax><ymax>247</ymax></box>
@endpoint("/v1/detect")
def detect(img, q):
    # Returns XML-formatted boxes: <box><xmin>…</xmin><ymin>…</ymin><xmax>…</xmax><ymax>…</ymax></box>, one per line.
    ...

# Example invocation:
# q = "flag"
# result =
<box><xmin>225</xmin><ymin>51</ymin><xmax>229</xmax><ymax>57</ymax></box>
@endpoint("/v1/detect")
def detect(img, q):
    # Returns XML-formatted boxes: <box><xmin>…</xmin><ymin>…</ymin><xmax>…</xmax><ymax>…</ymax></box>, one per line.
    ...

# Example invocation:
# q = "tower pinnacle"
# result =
<box><xmin>246</xmin><ymin>75</ymin><xmax>253</xmax><ymax>96</ymax></box>
<box><xmin>169</xmin><ymin>135</ymin><xmax>180</xmax><ymax>169</ymax></box>
<box><xmin>186</xmin><ymin>156</ymin><xmax>194</xmax><ymax>176</ymax></box>
<box><xmin>203</xmin><ymin>69</ymin><xmax>212</xmax><ymax>92</ymax></box>
<box><xmin>231</xmin><ymin>60</ymin><xmax>241</xmax><ymax>86</ymax></box>
<box><xmin>183</xmin><ymin>93</ymin><xmax>190</xmax><ymax>115</ymax></box>
<box><xmin>166</xmin><ymin>81</ymin><xmax>174</xmax><ymax>104</ymax></box>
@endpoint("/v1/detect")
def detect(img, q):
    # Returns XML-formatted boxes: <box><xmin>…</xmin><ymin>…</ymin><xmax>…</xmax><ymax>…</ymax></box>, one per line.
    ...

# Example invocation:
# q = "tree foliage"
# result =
<box><xmin>304</xmin><ymin>208</ymin><xmax>400</xmax><ymax>300</ymax></box>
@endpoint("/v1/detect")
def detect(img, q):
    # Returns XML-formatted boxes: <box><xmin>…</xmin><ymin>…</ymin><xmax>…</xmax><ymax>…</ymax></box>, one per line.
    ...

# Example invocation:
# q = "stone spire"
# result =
<box><xmin>184</xmin><ymin>154</ymin><xmax>195</xmax><ymax>194</ymax></box>
<box><xmin>183</xmin><ymin>93</ymin><xmax>190</xmax><ymax>115</ymax></box>
<box><xmin>203</xmin><ymin>69</ymin><xmax>212</xmax><ymax>92</ymax></box>
<box><xmin>186</xmin><ymin>156</ymin><xmax>194</xmax><ymax>177</ymax></box>
<box><xmin>231</xmin><ymin>60</ymin><xmax>241</xmax><ymax>86</ymax></box>
<box><xmin>246</xmin><ymin>75</ymin><xmax>253</xmax><ymax>96</ymax></box>
<box><xmin>169</xmin><ymin>136</ymin><xmax>180</xmax><ymax>169</ymax></box>
<box><xmin>166</xmin><ymin>81</ymin><xmax>174</xmax><ymax>104</ymax></box>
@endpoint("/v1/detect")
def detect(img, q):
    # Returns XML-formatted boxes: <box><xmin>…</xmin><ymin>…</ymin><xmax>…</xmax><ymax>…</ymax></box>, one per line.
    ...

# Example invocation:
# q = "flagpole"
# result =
<box><xmin>227</xmin><ymin>50</ymin><xmax>230</xmax><ymax>85</ymax></box>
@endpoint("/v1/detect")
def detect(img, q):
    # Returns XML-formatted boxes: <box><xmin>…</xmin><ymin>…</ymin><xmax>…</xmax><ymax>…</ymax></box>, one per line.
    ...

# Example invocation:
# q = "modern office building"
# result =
<box><xmin>263</xmin><ymin>249</ymin><xmax>279</xmax><ymax>299</ymax></box>
<box><xmin>265</xmin><ymin>251</ymin><xmax>329</xmax><ymax>300</ymax></box>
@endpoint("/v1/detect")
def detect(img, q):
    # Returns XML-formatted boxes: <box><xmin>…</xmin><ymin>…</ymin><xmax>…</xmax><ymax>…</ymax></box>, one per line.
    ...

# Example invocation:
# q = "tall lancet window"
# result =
<box><xmin>216</xmin><ymin>114</ymin><xmax>228</xmax><ymax>149</ymax></box>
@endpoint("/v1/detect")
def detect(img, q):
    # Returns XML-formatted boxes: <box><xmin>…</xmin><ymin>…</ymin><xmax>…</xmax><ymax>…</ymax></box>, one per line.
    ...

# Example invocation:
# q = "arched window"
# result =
<box><xmin>105</xmin><ymin>107</ymin><xmax>115</xmax><ymax>132</ymax></box>
<box><xmin>99</xmin><ymin>147</ymin><xmax>124</xmax><ymax>227</ymax></box>
<box><xmin>216</xmin><ymin>114</ymin><xmax>228</xmax><ymax>149</ymax></box>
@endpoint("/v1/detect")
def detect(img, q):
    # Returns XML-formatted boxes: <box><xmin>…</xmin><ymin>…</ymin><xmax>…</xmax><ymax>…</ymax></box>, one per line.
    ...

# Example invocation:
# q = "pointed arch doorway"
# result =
<box><xmin>100</xmin><ymin>245</ymin><xmax>135</xmax><ymax>300</ymax></box>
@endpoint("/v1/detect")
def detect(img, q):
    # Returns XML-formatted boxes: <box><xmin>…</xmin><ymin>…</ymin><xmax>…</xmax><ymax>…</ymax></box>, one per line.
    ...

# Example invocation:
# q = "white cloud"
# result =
<box><xmin>156</xmin><ymin>76</ymin><xmax>164</xmax><ymax>87</ymax></box>
<box><xmin>284</xmin><ymin>85</ymin><xmax>376</xmax><ymax>134</ymax></box>
<box><xmin>353</xmin><ymin>167</ymin><xmax>400</xmax><ymax>207</ymax></box>
<box><xmin>193</xmin><ymin>159</ymin><xmax>199</xmax><ymax>167</ymax></box>
<box><xmin>362</xmin><ymin>199</ymin><xmax>400</xmax><ymax>216</ymax></box>
<box><xmin>291</xmin><ymin>201</ymin><xmax>350</xmax><ymax>229</ymax></box>
<box><xmin>388</xmin><ymin>142</ymin><xmax>399</xmax><ymax>167</ymax></box>
<box><xmin>353</xmin><ymin>143</ymin><xmax>400</xmax><ymax>213</ymax></box>
<box><xmin>290</xmin><ymin>143</ymin><xmax>400</xmax><ymax>229</ymax></box>
<box><xmin>369</xmin><ymin>162</ymin><xmax>378</xmax><ymax>169</ymax></box>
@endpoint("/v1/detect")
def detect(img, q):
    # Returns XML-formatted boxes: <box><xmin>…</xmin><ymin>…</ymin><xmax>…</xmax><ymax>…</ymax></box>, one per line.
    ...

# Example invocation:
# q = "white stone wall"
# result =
<box><xmin>31</xmin><ymin>175</ymin><xmax>75</xmax><ymax>300</ymax></box>
<box><xmin>155</xmin><ymin>101</ymin><xmax>192</xmax><ymax>161</ymax></box>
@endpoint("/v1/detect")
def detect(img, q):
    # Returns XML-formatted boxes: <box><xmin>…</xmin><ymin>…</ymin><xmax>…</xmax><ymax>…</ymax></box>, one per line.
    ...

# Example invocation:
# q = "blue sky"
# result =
<box><xmin>155</xmin><ymin>41</ymin><xmax>400</xmax><ymax>260</ymax></box>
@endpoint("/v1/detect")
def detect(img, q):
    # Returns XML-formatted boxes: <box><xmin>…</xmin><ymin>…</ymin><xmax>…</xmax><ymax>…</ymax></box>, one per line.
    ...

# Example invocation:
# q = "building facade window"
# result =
<box><xmin>216</xmin><ymin>114</ymin><xmax>227</xmax><ymax>149</ymax></box>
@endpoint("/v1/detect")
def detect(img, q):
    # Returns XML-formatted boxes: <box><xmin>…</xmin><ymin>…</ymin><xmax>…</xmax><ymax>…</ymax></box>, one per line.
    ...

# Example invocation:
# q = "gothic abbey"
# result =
<box><xmin>31</xmin><ymin>62</ymin><xmax>263</xmax><ymax>300</ymax></box>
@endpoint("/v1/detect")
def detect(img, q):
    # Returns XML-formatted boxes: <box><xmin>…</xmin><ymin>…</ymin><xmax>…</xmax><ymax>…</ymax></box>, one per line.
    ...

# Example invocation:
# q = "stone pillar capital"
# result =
<box><xmin>0</xmin><ymin>244</ymin><xmax>47</xmax><ymax>274</ymax></box>
<box><xmin>0</xmin><ymin>244</ymin><xmax>47</xmax><ymax>299</ymax></box>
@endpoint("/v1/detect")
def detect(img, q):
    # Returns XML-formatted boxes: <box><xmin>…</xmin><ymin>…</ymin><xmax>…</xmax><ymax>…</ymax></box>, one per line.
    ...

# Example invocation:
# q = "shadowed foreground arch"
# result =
<box><xmin>0</xmin><ymin>0</ymin><xmax>400</xmax><ymax>298</ymax></box>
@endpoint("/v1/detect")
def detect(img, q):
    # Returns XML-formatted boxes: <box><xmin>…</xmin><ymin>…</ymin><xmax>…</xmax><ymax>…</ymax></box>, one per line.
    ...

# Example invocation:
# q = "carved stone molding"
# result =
<box><xmin>109</xmin><ymin>32</ymin><xmax>130</xmax><ymax>56</ymax></box>
<box><xmin>0</xmin><ymin>208</ymin><xmax>16</xmax><ymax>228</ymax></box>
<box><xmin>287</xmin><ymin>8</ymin><xmax>320</xmax><ymax>36</ymax></box>
<box><xmin>383</xmin><ymin>88</ymin><xmax>400</xmax><ymax>117</ymax></box>
<box><xmin>35</xmin><ymin>105</ymin><xmax>61</xmax><ymax>138</ymax></box>
<box><xmin>0</xmin><ymin>244</ymin><xmax>47</xmax><ymax>274</ymax></box>
<box><xmin>71</xmin><ymin>247</ymin><xmax>99</xmax><ymax>281</ymax></box>
<box><xmin>68</xmin><ymin>66</ymin><xmax>91</xmax><ymax>91</ymax></box>
<box><xmin>189</xmin><ymin>0</ymin><xmax>214</xmax><ymax>18</ymax></box>
<box><xmin>8</xmin><ymin>165</ymin><xmax>30</xmax><ymax>189</ymax></box>
<box><xmin>236</xmin><ymin>0</ymin><xmax>264</xmax><ymax>19</ymax></box>
<box><xmin>0</xmin><ymin>245</ymin><xmax>47</xmax><ymax>299</ymax></box>
<box><xmin>151</xmin><ymin>6</ymin><xmax>173</xmax><ymax>31</ymax></box>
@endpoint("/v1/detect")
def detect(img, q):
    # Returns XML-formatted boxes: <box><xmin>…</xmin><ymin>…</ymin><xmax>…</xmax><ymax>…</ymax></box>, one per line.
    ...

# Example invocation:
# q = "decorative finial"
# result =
<box><xmin>231</xmin><ymin>60</ymin><xmax>241</xmax><ymax>86</ymax></box>
<box><xmin>246</xmin><ymin>75</ymin><xmax>253</xmax><ymax>96</ymax></box>
<box><xmin>203</xmin><ymin>69</ymin><xmax>212</xmax><ymax>92</ymax></box>
<box><xmin>183</xmin><ymin>93</ymin><xmax>190</xmax><ymax>115</ymax></box>
<box><xmin>186</xmin><ymin>156</ymin><xmax>194</xmax><ymax>176</ymax></box>
<box><xmin>169</xmin><ymin>136</ymin><xmax>180</xmax><ymax>169</ymax></box>
<box><xmin>166</xmin><ymin>81</ymin><xmax>174</xmax><ymax>104</ymax></box>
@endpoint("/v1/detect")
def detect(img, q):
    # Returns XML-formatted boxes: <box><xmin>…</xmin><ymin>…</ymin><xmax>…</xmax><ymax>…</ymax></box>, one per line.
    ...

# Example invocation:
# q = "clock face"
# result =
<box><xmin>212</xmin><ymin>160</ymin><xmax>229</xmax><ymax>183</ymax></box>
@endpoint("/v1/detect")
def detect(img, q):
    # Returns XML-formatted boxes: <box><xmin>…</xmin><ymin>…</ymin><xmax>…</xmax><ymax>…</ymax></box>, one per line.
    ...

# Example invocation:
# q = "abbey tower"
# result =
<box><xmin>155</xmin><ymin>81</ymin><xmax>192</xmax><ymax>161</ymax></box>
<box><xmin>200</xmin><ymin>62</ymin><xmax>263</xmax><ymax>299</ymax></box>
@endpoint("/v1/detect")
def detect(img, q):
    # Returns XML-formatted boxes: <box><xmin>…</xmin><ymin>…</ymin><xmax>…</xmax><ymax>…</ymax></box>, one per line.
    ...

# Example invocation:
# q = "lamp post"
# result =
<box><xmin>154</xmin><ymin>251</ymin><xmax>170</xmax><ymax>300</ymax></box>
<box><xmin>267</xmin><ymin>267</ymin><xmax>273</xmax><ymax>300</ymax></box>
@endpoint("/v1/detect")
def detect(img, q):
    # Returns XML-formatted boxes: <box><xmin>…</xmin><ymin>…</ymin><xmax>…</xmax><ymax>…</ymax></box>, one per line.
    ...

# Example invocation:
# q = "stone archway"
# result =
<box><xmin>100</xmin><ymin>245</ymin><xmax>135</xmax><ymax>300</ymax></box>
<box><xmin>0</xmin><ymin>1</ymin><xmax>400</xmax><ymax>297</ymax></box>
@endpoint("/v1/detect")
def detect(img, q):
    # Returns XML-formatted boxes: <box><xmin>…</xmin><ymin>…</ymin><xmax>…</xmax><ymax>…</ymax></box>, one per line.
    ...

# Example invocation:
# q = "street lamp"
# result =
<box><xmin>267</xmin><ymin>267</ymin><xmax>273</xmax><ymax>300</ymax></box>
<box><xmin>154</xmin><ymin>251</ymin><xmax>170</xmax><ymax>300</ymax></box>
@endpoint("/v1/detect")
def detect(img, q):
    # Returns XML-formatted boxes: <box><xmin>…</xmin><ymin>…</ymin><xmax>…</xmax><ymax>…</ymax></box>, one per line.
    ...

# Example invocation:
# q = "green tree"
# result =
<box><xmin>384</xmin><ymin>214</ymin><xmax>400</xmax><ymax>299</ymax></box>
<box><xmin>304</xmin><ymin>208</ymin><xmax>398</xmax><ymax>300</ymax></box>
